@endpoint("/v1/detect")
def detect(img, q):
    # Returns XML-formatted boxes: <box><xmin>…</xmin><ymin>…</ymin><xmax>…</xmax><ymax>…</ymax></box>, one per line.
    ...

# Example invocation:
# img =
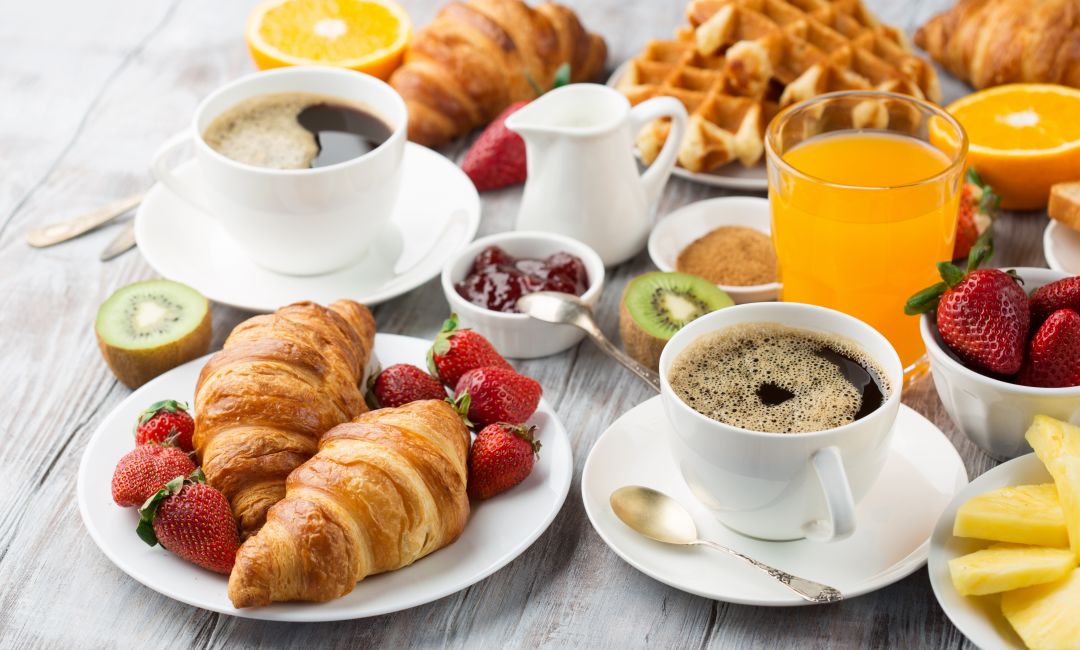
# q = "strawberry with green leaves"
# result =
<box><xmin>460</xmin><ymin>64</ymin><xmax>571</xmax><ymax>192</ymax></box>
<box><xmin>111</xmin><ymin>444</ymin><xmax>197</xmax><ymax>508</ymax></box>
<box><xmin>953</xmin><ymin>169</ymin><xmax>997</xmax><ymax>261</ymax></box>
<box><xmin>907</xmin><ymin>230</ymin><xmax>1030</xmax><ymax>376</ymax></box>
<box><xmin>427</xmin><ymin>314</ymin><xmax>511</xmax><ymax>387</ymax></box>
<box><xmin>452</xmin><ymin>366</ymin><xmax>542</xmax><ymax>428</ymax></box>
<box><xmin>135</xmin><ymin>400</ymin><xmax>195</xmax><ymax>452</ymax></box>
<box><xmin>138</xmin><ymin>470</ymin><xmax>239</xmax><ymax>575</ymax></box>
<box><xmin>467</xmin><ymin>423</ymin><xmax>541</xmax><ymax>500</ymax></box>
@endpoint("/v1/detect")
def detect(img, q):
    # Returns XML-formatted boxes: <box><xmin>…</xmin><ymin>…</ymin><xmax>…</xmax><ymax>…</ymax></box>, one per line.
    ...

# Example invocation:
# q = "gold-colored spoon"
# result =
<box><xmin>609</xmin><ymin>486</ymin><xmax>843</xmax><ymax>604</ymax></box>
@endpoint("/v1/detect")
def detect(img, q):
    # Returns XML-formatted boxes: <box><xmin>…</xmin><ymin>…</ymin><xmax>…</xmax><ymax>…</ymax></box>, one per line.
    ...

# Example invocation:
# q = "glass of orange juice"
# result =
<box><xmin>765</xmin><ymin>91</ymin><xmax>967</xmax><ymax>376</ymax></box>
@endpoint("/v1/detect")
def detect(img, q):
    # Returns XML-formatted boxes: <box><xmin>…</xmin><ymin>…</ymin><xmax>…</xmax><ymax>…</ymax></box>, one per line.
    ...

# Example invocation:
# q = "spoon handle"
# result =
<box><xmin>695</xmin><ymin>539</ymin><xmax>843</xmax><ymax>604</ymax></box>
<box><xmin>25</xmin><ymin>192</ymin><xmax>143</xmax><ymax>247</ymax></box>
<box><xmin>586</xmin><ymin>329</ymin><xmax>662</xmax><ymax>392</ymax></box>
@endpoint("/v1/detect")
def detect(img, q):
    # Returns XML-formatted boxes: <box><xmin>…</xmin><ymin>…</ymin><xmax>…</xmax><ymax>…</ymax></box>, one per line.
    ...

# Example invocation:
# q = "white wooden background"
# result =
<box><xmin>0</xmin><ymin>0</ymin><xmax>1052</xmax><ymax>647</ymax></box>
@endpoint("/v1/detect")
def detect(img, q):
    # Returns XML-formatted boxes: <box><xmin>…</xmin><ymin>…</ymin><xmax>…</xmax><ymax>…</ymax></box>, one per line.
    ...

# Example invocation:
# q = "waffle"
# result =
<box><xmin>617</xmin><ymin>0</ymin><xmax>942</xmax><ymax>172</ymax></box>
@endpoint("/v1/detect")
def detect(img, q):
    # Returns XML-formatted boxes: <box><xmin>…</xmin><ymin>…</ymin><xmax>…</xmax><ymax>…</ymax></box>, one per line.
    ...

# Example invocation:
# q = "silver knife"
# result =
<box><xmin>99</xmin><ymin>221</ymin><xmax>136</xmax><ymax>261</ymax></box>
<box><xmin>25</xmin><ymin>192</ymin><xmax>143</xmax><ymax>248</ymax></box>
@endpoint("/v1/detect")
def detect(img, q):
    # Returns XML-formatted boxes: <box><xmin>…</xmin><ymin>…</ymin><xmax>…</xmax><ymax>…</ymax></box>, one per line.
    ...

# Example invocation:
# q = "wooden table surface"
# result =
<box><xmin>0</xmin><ymin>0</ymin><xmax>1053</xmax><ymax>647</ymax></box>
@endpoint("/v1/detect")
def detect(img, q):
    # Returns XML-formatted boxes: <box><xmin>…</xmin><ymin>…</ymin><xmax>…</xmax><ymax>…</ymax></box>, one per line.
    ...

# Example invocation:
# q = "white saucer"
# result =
<box><xmin>1043</xmin><ymin>219</ymin><xmax>1080</xmax><ymax>275</ymax></box>
<box><xmin>928</xmin><ymin>453</ymin><xmax>1050</xmax><ymax>650</ymax></box>
<box><xmin>77</xmin><ymin>333</ymin><xmax>573</xmax><ymax>621</ymax></box>
<box><xmin>582</xmin><ymin>397</ymin><xmax>968</xmax><ymax>606</ymax></box>
<box><xmin>607</xmin><ymin>62</ymin><xmax>768</xmax><ymax>192</ymax></box>
<box><xmin>648</xmin><ymin>196</ymin><xmax>780</xmax><ymax>303</ymax></box>
<box><xmin>135</xmin><ymin>143</ymin><xmax>481</xmax><ymax>312</ymax></box>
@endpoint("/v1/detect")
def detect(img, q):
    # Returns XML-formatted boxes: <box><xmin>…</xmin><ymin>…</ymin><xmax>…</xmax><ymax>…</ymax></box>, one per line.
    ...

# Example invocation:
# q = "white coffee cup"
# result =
<box><xmin>659</xmin><ymin>302</ymin><xmax>903</xmax><ymax>542</ymax></box>
<box><xmin>151</xmin><ymin>66</ymin><xmax>407</xmax><ymax>276</ymax></box>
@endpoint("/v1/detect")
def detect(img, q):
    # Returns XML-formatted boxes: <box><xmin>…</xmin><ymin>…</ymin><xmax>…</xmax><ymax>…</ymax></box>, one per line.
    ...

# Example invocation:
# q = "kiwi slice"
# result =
<box><xmin>619</xmin><ymin>272</ymin><xmax>733</xmax><ymax>370</ymax></box>
<box><xmin>95</xmin><ymin>279</ymin><xmax>212</xmax><ymax>388</ymax></box>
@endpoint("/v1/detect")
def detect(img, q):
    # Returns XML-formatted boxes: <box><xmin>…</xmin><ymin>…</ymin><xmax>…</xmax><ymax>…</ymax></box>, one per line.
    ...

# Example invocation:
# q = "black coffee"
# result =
<box><xmin>202</xmin><ymin>92</ymin><xmax>392</xmax><ymax>170</ymax></box>
<box><xmin>668</xmin><ymin>322</ymin><xmax>889</xmax><ymax>434</ymax></box>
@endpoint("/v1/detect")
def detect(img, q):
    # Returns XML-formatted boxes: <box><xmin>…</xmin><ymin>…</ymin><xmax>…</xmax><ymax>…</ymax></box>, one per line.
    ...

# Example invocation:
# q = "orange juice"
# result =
<box><xmin>770</xmin><ymin>132</ymin><xmax>961</xmax><ymax>368</ymax></box>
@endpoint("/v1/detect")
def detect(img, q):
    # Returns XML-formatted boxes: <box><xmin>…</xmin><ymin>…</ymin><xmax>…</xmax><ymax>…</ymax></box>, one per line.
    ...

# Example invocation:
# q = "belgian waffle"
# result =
<box><xmin>616</xmin><ymin>0</ymin><xmax>942</xmax><ymax>172</ymax></box>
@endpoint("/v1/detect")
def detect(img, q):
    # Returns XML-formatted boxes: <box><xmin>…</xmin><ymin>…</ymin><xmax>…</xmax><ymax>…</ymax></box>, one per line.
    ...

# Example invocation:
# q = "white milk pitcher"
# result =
<box><xmin>505</xmin><ymin>84</ymin><xmax>687</xmax><ymax>266</ymax></box>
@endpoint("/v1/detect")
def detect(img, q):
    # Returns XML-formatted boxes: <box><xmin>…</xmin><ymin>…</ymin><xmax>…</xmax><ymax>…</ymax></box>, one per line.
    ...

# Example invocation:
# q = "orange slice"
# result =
<box><xmin>246</xmin><ymin>0</ymin><xmax>411</xmax><ymax>80</ymax></box>
<box><xmin>945</xmin><ymin>84</ymin><xmax>1080</xmax><ymax>211</ymax></box>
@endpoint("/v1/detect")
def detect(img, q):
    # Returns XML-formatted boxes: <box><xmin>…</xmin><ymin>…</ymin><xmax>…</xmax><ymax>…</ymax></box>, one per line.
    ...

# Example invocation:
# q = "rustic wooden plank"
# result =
<box><xmin>0</xmin><ymin>0</ymin><xmax>1056</xmax><ymax>647</ymax></box>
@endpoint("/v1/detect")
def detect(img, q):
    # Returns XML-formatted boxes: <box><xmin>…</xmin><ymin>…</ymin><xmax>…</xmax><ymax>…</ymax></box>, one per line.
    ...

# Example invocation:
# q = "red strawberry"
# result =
<box><xmin>453</xmin><ymin>366</ymin><xmax>542</xmax><ymax>428</ymax></box>
<box><xmin>111</xmin><ymin>444</ymin><xmax>197</xmax><ymax>507</ymax></box>
<box><xmin>952</xmin><ymin>170</ymin><xmax>996</xmax><ymax>261</ymax></box>
<box><xmin>1030</xmin><ymin>277</ymin><xmax>1080</xmax><ymax>329</ymax></box>
<box><xmin>138</xmin><ymin>472</ymin><xmax>239</xmax><ymax>575</ymax></box>
<box><xmin>427</xmin><ymin>314</ymin><xmax>512</xmax><ymax>387</ymax></box>
<box><xmin>467</xmin><ymin>423</ymin><xmax>541</xmax><ymax>499</ymax></box>
<box><xmin>1017</xmin><ymin>309</ymin><xmax>1080</xmax><ymax>388</ymax></box>
<box><xmin>461</xmin><ymin>101</ymin><xmax>529</xmax><ymax>192</ymax></box>
<box><xmin>372</xmin><ymin>364</ymin><xmax>446</xmax><ymax>408</ymax></box>
<box><xmin>135</xmin><ymin>400</ymin><xmax>195</xmax><ymax>452</ymax></box>
<box><xmin>906</xmin><ymin>232</ymin><xmax>1029</xmax><ymax>376</ymax></box>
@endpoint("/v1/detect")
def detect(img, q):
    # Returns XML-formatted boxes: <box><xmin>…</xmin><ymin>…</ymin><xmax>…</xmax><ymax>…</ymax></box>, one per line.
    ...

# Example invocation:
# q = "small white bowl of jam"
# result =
<box><xmin>648</xmin><ymin>196</ymin><xmax>780</xmax><ymax>303</ymax></box>
<box><xmin>441</xmin><ymin>231</ymin><xmax>605</xmax><ymax>359</ymax></box>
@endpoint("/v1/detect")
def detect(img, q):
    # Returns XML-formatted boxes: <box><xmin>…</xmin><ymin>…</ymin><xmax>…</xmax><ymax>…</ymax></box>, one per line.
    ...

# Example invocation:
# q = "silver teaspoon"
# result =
<box><xmin>516</xmin><ymin>291</ymin><xmax>660</xmax><ymax>392</ymax></box>
<box><xmin>610</xmin><ymin>486</ymin><xmax>843</xmax><ymax>604</ymax></box>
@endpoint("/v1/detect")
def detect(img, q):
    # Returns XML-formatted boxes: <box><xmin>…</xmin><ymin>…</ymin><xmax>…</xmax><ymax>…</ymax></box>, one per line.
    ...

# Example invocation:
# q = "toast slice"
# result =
<box><xmin>1049</xmin><ymin>181</ymin><xmax>1080</xmax><ymax>232</ymax></box>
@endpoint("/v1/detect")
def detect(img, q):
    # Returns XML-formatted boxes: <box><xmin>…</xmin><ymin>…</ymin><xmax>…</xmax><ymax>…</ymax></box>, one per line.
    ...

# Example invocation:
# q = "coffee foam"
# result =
<box><xmin>202</xmin><ymin>93</ymin><xmax>324</xmax><ymax>169</ymax></box>
<box><xmin>668</xmin><ymin>322</ymin><xmax>890</xmax><ymax>434</ymax></box>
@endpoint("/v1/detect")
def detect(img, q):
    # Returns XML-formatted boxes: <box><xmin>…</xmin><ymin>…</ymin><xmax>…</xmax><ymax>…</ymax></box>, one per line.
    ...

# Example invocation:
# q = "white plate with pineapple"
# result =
<box><xmin>929</xmin><ymin>416</ymin><xmax>1080</xmax><ymax>649</ymax></box>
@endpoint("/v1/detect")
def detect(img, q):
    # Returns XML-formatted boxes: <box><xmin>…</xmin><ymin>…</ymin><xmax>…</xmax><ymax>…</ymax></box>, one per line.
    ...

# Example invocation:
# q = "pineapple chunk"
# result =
<box><xmin>948</xmin><ymin>544</ymin><xmax>1075</xmax><ymax>596</ymax></box>
<box><xmin>1026</xmin><ymin>416</ymin><xmax>1080</xmax><ymax>476</ymax></box>
<box><xmin>1002</xmin><ymin>568</ymin><xmax>1080</xmax><ymax>650</ymax></box>
<box><xmin>1052</xmin><ymin>457</ymin><xmax>1080</xmax><ymax>561</ymax></box>
<box><xmin>954</xmin><ymin>484</ymin><xmax>1070</xmax><ymax>548</ymax></box>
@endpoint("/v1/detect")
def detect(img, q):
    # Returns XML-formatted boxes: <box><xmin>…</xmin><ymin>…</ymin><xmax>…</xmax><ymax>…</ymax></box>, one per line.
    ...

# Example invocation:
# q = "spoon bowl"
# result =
<box><xmin>610</xmin><ymin>486</ymin><xmax>699</xmax><ymax>545</ymax></box>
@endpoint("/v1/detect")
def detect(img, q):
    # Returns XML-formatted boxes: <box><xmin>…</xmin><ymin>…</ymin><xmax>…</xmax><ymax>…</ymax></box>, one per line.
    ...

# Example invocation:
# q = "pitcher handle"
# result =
<box><xmin>804</xmin><ymin>446</ymin><xmax>857</xmax><ymax>542</ymax></box>
<box><xmin>629</xmin><ymin>97</ymin><xmax>688</xmax><ymax>207</ymax></box>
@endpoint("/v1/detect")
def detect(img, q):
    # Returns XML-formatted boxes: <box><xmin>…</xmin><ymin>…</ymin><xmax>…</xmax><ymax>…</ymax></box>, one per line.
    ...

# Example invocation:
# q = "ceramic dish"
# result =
<box><xmin>648</xmin><ymin>196</ymin><xmax>780</xmax><ymax>303</ymax></box>
<box><xmin>78</xmin><ymin>333</ymin><xmax>573</xmax><ymax>622</ymax></box>
<box><xmin>442</xmin><ymin>231</ymin><xmax>605</xmax><ymax>359</ymax></box>
<box><xmin>1044</xmin><ymin>220</ymin><xmax>1080</xmax><ymax>275</ymax></box>
<box><xmin>928</xmin><ymin>453</ymin><xmax>1050</xmax><ymax>650</ymax></box>
<box><xmin>581</xmin><ymin>396</ymin><xmax>967</xmax><ymax>606</ymax></box>
<box><xmin>606</xmin><ymin>62</ymin><xmax>768</xmax><ymax>192</ymax></box>
<box><xmin>135</xmin><ymin>143</ymin><xmax>481</xmax><ymax>313</ymax></box>
<box><xmin>921</xmin><ymin>267</ymin><xmax>1080</xmax><ymax>460</ymax></box>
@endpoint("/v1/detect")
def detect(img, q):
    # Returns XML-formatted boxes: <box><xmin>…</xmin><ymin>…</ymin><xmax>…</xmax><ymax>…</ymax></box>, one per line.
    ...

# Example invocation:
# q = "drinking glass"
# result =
<box><xmin>765</xmin><ymin>90</ymin><xmax>967</xmax><ymax>376</ymax></box>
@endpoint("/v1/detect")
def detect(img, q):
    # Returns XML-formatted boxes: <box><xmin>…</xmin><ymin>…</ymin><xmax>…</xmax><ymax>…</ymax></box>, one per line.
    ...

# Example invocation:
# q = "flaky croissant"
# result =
<box><xmin>193</xmin><ymin>300</ymin><xmax>376</xmax><ymax>538</ymax></box>
<box><xmin>915</xmin><ymin>0</ymin><xmax>1080</xmax><ymax>89</ymax></box>
<box><xmin>227</xmin><ymin>399</ymin><xmax>471</xmax><ymax>607</ymax></box>
<box><xmin>389</xmin><ymin>0</ymin><xmax>607</xmax><ymax>147</ymax></box>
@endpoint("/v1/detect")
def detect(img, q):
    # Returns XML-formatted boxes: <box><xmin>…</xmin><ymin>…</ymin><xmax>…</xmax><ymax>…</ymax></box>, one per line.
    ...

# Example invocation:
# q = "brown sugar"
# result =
<box><xmin>675</xmin><ymin>226</ymin><xmax>777</xmax><ymax>286</ymax></box>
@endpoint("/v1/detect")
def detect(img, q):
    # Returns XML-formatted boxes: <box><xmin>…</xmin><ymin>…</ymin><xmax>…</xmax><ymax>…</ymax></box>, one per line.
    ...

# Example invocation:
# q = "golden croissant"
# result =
<box><xmin>915</xmin><ymin>0</ymin><xmax>1080</xmax><ymax>89</ymax></box>
<box><xmin>227</xmin><ymin>399</ymin><xmax>471</xmax><ymax>607</ymax></box>
<box><xmin>389</xmin><ymin>0</ymin><xmax>607</xmax><ymax>147</ymax></box>
<box><xmin>193</xmin><ymin>300</ymin><xmax>376</xmax><ymax>537</ymax></box>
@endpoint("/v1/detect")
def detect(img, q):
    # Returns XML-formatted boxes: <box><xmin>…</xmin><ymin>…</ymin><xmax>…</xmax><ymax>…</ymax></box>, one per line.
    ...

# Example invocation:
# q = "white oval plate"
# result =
<box><xmin>582</xmin><ymin>396</ymin><xmax>967</xmax><ymax>606</ymax></box>
<box><xmin>648</xmin><ymin>196</ymin><xmax>780</xmax><ymax>303</ymax></box>
<box><xmin>135</xmin><ymin>143</ymin><xmax>481</xmax><ymax>313</ymax></box>
<box><xmin>928</xmin><ymin>454</ymin><xmax>1050</xmax><ymax>650</ymax></box>
<box><xmin>607</xmin><ymin>62</ymin><xmax>768</xmax><ymax>192</ymax></box>
<box><xmin>78</xmin><ymin>333</ymin><xmax>572</xmax><ymax>621</ymax></box>
<box><xmin>1044</xmin><ymin>220</ymin><xmax>1080</xmax><ymax>275</ymax></box>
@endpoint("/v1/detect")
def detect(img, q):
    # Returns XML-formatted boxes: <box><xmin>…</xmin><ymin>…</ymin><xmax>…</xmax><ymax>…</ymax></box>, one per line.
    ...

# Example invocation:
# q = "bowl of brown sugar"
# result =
<box><xmin>648</xmin><ymin>197</ymin><xmax>780</xmax><ymax>303</ymax></box>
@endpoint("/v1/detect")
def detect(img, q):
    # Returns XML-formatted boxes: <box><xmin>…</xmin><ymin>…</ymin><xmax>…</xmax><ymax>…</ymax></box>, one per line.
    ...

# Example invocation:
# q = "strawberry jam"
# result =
<box><xmin>456</xmin><ymin>246</ymin><xmax>589</xmax><ymax>313</ymax></box>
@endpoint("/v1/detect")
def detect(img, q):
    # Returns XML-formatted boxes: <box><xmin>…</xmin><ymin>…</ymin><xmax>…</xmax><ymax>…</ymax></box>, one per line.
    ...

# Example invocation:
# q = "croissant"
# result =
<box><xmin>227</xmin><ymin>399</ymin><xmax>471</xmax><ymax>607</ymax></box>
<box><xmin>193</xmin><ymin>300</ymin><xmax>376</xmax><ymax>538</ymax></box>
<box><xmin>389</xmin><ymin>0</ymin><xmax>607</xmax><ymax>147</ymax></box>
<box><xmin>915</xmin><ymin>0</ymin><xmax>1080</xmax><ymax>89</ymax></box>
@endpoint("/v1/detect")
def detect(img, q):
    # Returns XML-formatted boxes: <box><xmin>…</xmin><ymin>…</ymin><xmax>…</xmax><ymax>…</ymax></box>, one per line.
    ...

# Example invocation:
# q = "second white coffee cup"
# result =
<box><xmin>659</xmin><ymin>302</ymin><xmax>903</xmax><ymax>542</ymax></box>
<box><xmin>151</xmin><ymin>66</ymin><xmax>407</xmax><ymax>276</ymax></box>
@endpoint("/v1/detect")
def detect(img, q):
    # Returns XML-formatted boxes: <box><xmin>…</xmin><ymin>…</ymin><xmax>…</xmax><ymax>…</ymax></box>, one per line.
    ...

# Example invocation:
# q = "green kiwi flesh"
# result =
<box><xmin>619</xmin><ymin>272</ymin><xmax>733</xmax><ymax>370</ymax></box>
<box><xmin>95</xmin><ymin>279</ymin><xmax>212</xmax><ymax>388</ymax></box>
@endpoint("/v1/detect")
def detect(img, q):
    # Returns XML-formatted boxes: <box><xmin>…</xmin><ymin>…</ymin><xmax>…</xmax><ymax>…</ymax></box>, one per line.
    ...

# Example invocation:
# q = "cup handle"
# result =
<box><xmin>805</xmin><ymin>446</ymin><xmax>857</xmax><ymax>542</ymax></box>
<box><xmin>151</xmin><ymin>131</ymin><xmax>215</xmax><ymax>216</ymax></box>
<box><xmin>629</xmin><ymin>97</ymin><xmax>688</xmax><ymax>207</ymax></box>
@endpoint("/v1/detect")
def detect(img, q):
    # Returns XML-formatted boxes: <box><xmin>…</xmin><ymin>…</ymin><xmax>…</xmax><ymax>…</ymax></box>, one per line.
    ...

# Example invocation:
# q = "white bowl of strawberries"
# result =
<box><xmin>916</xmin><ymin>261</ymin><xmax>1080</xmax><ymax>460</ymax></box>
